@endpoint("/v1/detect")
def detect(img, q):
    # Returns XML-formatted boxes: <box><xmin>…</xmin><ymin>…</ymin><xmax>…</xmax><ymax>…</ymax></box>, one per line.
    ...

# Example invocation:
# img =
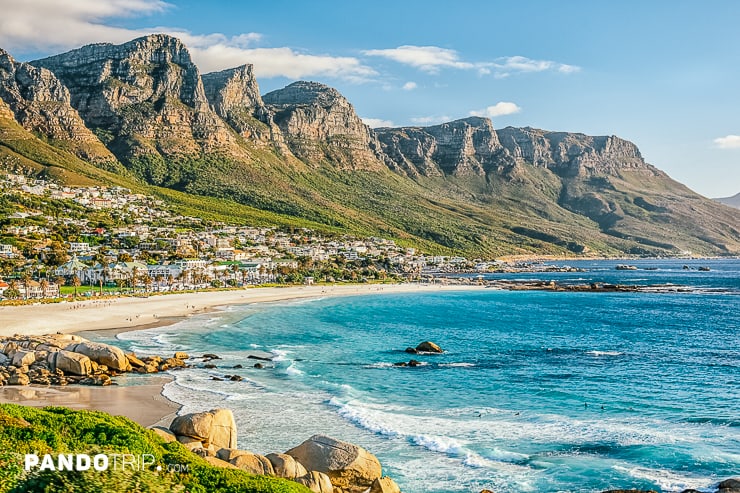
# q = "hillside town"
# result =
<box><xmin>0</xmin><ymin>173</ymin><xmax>499</xmax><ymax>301</ymax></box>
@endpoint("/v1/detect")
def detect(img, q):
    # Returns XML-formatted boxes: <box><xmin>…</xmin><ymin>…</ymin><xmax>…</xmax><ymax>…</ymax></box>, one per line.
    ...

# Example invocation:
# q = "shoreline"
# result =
<box><xmin>0</xmin><ymin>283</ymin><xmax>479</xmax><ymax>336</ymax></box>
<box><xmin>0</xmin><ymin>283</ymin><xmax>483</xmax><ymax>427</ymax></box>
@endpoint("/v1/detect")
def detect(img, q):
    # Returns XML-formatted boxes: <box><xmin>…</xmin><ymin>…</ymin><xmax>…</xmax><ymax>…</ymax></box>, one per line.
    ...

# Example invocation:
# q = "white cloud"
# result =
<box><xmin>363</xmin><ymin>45</ymin><xmax>579</xmax><ymax>78</ymax></box>
<box><xmin>713</xmin><ymin>135</ymin><xmax>740</xmax><ymax>149</ymax></box>
<box><xmin>490</xmin><ymin>56</ymin><xmax>580</xmax><ymax>78</ymax></box>
<box><xmin>410</xmin><ymin>115</ymin><xmax>452</xmax><ymax>125</ymax></box>
<box><xmin>402</xmin><ymin>81</ymin><xmax>417</xmax><ymax>91</ymax></box>
<box><xmin>363</xmin><ymin>45</ymin><xmax>473</xmax><ymax>73</ymax></box>
<box><xmin>0</xmin><ymin>0</ymin><xmax>376</xmax><ymax>81</ymax></box>
<box><xmin>469</xmin><ymin>102</ymin><xmax>521</xmax><ymax>118</ymax></box>
<box><xmin>362</xmin><ymin>117</ymin><xmax>395</xmax><ymax>128</ymax></box>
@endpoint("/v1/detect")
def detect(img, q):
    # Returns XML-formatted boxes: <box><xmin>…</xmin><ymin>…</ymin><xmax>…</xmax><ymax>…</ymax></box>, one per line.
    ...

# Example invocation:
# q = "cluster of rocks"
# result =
<box><xmin>0</xmin><ymin>334</ymin><xmax>188</xmax><ymax>387</ymax></box>
<box><xmin>392</xmin><ymin>341</ymin><xmax>443</xmax><ymax>367</ymax></box>
<box><xmin>151</xmin><ymin>408</ymin><xmax>401</xmax><ymax>493</ymax></box>
<box><xmin>600</xmin><ymin>481</ymin><xmax>740</xmax><ymax>493</ymax></box>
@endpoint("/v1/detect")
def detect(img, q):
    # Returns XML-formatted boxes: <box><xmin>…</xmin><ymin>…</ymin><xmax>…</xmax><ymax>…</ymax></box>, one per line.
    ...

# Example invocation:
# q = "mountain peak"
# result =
<box><xmin>263</xmin><ymin>81</ymin><xmax>346</xmax><ymax>108</ymax></box>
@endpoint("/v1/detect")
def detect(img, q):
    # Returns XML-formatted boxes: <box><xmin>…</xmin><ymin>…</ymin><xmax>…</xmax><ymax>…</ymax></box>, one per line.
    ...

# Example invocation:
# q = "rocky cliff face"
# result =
<box><xmin>496</xmin><ymin>126</ymin><xmax>655</xmax><ymax>177</ymax></box>
<box><xmin>376</xmin><ymin>117</ymin><xmax>512</xmax><ymax>177</ymax></box>
<box><xmin>201</xmin><ymin>65</ymin><xmax>288</xmax><ymax>151</ymax></box>
<box><xmin>263</xmin><ymin>81</ymin><xmax>385</xmax><ymax>170</ymax></box>
<box><xmin>377</xmin><ymin>118</ymin><xmax>655</xmax><ymax>180</ymax></box>
<box><xmin>31</xmin><ymin>35</ymin><xmax>239</xmax><ymax>168</ymax></box>
<box><xmin>0</xmin><ymin>48</ymin><xmax>115</xmax><ymax>163</ymax></box>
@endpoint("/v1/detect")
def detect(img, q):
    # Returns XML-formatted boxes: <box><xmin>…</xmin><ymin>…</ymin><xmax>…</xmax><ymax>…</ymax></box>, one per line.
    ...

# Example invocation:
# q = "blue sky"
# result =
<box><xmin>1</xmin><ymin>0</ymin><xmax>738</xmax><ymax>197</ymax></box>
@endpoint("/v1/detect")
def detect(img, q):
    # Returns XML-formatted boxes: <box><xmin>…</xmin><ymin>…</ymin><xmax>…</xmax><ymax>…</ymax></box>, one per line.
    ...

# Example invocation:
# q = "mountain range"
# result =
<box><xmin>1</xmin><ymin>34</ymin><xmax>738</xmax><ymax>256</ymax></box>
<box><xmin>715</xmin><ymin>192</ymin><xmax>740</xmax><ymax>210</ymax></box>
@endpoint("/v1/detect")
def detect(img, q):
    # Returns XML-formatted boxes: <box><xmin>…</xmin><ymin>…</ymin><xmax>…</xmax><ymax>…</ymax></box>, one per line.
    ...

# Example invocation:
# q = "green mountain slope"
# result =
<box><xmin>0</xmin><ymin>35</ymin><xmax>736</xmax><ymax>257</ymax></box>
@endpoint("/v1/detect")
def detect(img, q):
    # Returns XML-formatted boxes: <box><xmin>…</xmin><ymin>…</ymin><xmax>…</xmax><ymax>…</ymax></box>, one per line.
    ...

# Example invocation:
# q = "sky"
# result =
<box><xmin>0</xmin><ymin>0</ymin><xmax>738</xmax><ymax>198</ymax></box>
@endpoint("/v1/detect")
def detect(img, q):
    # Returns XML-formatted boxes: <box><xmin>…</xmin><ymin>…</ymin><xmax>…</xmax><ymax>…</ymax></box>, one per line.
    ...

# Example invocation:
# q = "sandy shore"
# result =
<box><xmin>0</xmin><ymin>377</ymin><xmax>179</xmax><ymax>427</ymax></box>
<box><xmin>0</xmin><ymin>283</ymin><xmax>482</xmax><ymax>427</ymax></box>
<box><xmin>0</xmin><ymin>283</ymin><xmax>477</xmax><ymax>336</ymax></box>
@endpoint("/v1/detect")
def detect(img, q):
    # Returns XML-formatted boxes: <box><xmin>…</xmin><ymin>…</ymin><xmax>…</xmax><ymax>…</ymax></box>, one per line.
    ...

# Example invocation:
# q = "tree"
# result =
<box><xmin>72</xmin><ymin>275</ymin><xmax>81</xmax><ymax>298</ymax></box>
<box><xmin>40</xmin><ymin>279</ymin><xmax>49</xmax><ymax>298</ymax></box>
<box><xmin>20</xmin><ymin>270</ymin><xmax>32</xmax><ymax>300</ymax></box>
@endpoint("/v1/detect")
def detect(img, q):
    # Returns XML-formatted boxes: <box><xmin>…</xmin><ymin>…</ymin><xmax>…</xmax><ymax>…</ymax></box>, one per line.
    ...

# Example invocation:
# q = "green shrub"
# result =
<box><xmin>0</xmin><ymin>405</ymin><xmax>310</xmax><ymax>493</ymax></box>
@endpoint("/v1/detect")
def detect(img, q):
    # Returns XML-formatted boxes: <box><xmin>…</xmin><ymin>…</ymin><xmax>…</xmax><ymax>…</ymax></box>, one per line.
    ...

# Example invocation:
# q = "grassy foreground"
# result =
<box><xmin>0</xmin><ymin>404</ymin><xmax>310</xmax><ymax>493</ymax></box>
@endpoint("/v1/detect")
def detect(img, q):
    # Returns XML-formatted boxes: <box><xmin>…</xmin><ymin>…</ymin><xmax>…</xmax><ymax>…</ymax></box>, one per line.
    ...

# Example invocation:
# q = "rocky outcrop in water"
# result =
<box><xmin>263</xmin><ymin>81</ymin><xmax>386</xmax><ymax>170</ymax></box>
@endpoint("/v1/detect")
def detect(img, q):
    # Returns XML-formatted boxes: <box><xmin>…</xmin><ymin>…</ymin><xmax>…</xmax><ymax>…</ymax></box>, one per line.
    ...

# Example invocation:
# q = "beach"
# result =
<box><xmin>0</xmin><ymin>283</ymin><xmax>481</xmax><ymax>427</ymax></box>
<box><xmin>0</xmin><ymin>283</ymin><xmax>472</xmax><ymax>336</ymax></box>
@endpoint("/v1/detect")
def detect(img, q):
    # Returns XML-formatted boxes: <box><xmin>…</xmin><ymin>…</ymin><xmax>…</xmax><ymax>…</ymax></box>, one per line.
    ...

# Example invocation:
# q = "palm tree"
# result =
<box><xmin>231</xmin><ymin>263</ymin><xmax>241</xmax><ymax>286</ymax></box>
<box><xmin>20</xmin><ymin>270</ymin><xmax>32</xmax><ymax>300</ymax></box>
<box><xmin>155</xmin><ymin>274</ymin><xmax>164</xmax><ymax>292</ymax></box>
<box><xmin>40</xmin><ymin>279</ymin><xmax>49</xmax><ymax>299</ymax></box>
<box><xmin>131</xmin><ymin>266</ymin><xmax>139</xmax><ymax>293</ymax></box>
<box><xmin>143</xmin><ymin>274</ymin><xmax>153</xmax><ymax>293</ymax></box>
<box><xmin>72</xmin><ymin>275</ymin><xmax>81</xmax><ymax>298</ymax></box>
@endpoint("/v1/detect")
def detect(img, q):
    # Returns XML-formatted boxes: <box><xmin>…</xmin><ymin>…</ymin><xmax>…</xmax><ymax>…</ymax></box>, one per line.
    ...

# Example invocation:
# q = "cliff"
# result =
<box><xmin>263</xmin><ymin>81</ymin><xmax>385</xmax><ymax>170</ymax></box>
<box><xmin>201</xmin><ymin>64</ymin><xmax>288</xmax><ymax>152</ymax></box>
<box><xmin>31</xmin><ymin>35</ymin><xmax>244</xmax><ymax>185</ymax></box>
<box><xmin>0</xmin><ymin>48</ymin><xmax>115</xmax><ymax>164</ymax></box>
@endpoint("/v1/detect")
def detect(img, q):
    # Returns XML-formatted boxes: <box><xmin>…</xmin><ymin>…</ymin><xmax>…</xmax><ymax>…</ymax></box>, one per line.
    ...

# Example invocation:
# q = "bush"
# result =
<box><xmin>0</xmin><ymin>405</ymin><xmax>310</xmax><ymax>493</ymax></box>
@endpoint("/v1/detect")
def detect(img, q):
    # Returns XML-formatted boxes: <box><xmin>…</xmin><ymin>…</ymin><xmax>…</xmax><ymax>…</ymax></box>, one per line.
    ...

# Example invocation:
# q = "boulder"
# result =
<box><xmin>0</xmin><ymin>353</ymin><xmax>8</xmax><ymax>365</ymax></box>
<box><xmin>295</xmin><ymin>471</ymin><xmax>334</xmax><ymax>493</ymax></box>
<box><xmin>415</xmin><ymin>341</ymin><xmax>443</xmax><ymax>353</ymax></box>
<box><xmin>371</xmin><ymin>477</ymin><xmax>402</xmax><ymax>493</ymax></box>
<box><xmin>8</xmin><ymin>373</ymin><xmax>30</xmax><ymax>385</ymax></box>
<box><xmin>719</xmin><ymin>479</ymin><xmax>740</xmax><ymax>490</ymax></box>
<box><xmin>203</xmin><ymin>456</ymin><xmax>238</xmax><ymax>469</ymax></box>
<box><xmin>66</xmin><ymin>342</ymin><xmax>131</xmax><ymax>371</ymax></box>
<box><xmin>48</xmin><ymin>350</ymin><xmax>92</xmax><ymax>376</ymax></box>
<box><xmin>266</xmin><ymin>453</ymin><xmax>308</xmax><ymax>479</ymax></box>
<box><xmin>404</xmin><ymin>347</ymin><xmax>418</xmax><ymax>354</ymax></box>
<box><xmin>176</xmin><ymin>435</ymin><xmax>204</xmax><ymax>451</ymax></box>
<box><xmin>126</xmin><ymin>353</ymin><xmax>146</xmax><ymax>368</ymax></box>
<box><xmin>286</xmin><ymin>435</ymin><xmax>382</xmax><ymax>490</ymax></box>
<box><xmin>174</xmin><ymin>352</ymin><xmax>189</xmax><ymax>359</ymax></box>
<box><xmin>216</xmin><ymin>448</ymin><xmax>249</xmax><ymax>462</ymax></box>
<box><xmin>169</xmin><ymin>408</ymin><xmax>237</xmax><ymax>450</ymax></box>
<box><xmin>11</xmin><ymin>350</ymin><xmax>35</xmax><ymax>367</ymax></box>
<box><xmin>230</xmin><ymin>453</ymin><xmax>274</xmax><ymax>475</ymax></box>
<box><xmin>149</xmin><ymin>426</ymin><xmax>177</xmax><ymax>443</ymax></box>
<box><xmin>719</xmin><ymin>478</ymin><xmax>740</xmax><ymax>493</ymax></box>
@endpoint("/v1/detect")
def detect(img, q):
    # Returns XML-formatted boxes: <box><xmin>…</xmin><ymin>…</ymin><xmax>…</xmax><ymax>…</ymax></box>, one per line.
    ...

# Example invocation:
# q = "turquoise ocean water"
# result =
<box><xmin>111</xmin><ymin>259</ymin><xmax>739</xmax><ymax>493</ymax></box>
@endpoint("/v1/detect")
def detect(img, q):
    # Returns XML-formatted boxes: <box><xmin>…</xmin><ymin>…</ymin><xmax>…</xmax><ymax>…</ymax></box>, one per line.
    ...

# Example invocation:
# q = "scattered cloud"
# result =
<box><xmin>363</xmin><ymin>44</ymin><xmax>579</xmax><ymax>78</ymax></box>
<box><xmin>469</xmin><ymin>102</ymin><xmax>521</xmax><ymax>118</ymax></box>
<box><xmin>490</xmin><ymin>56</ymin><xmax>580</xmax><ymax>78</ymax></box>
<box><xmin>402</xmin><ymin>81</ymin><xmax>417</xmax><ymax>91</ymax></box>
<box><xmin>188</xmin><ymin>45</ymin><xmax>376</xmax><ymax>80</ymax></box>
<box><xmin>363</xmin><ymin>45</ymin><xmax>473</xmax><ymax>73</ymax></box>
<box><xmin>410</xmin><ymin>115</ymin><xmax>452</xmax><ymax>125</ymax></box>
<box><xmin>0</xmin><ymin>0</ymin><xmax>376</xmax><ymax>81</ymax></box>
<box><xmin>713</xmin><ymin>135</ymin><xmax>740</xmax><ymax>149</ymax></box>
<box><xmin>362</xmin><ymin>117</ymin><xmax>395</xmax><ymax>128</ymax></box>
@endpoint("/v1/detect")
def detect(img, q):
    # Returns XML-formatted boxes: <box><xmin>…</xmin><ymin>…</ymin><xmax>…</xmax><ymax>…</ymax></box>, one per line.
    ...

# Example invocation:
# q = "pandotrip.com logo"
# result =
<box><xmin>24</xmin><ymin>453</ymin><xmax>190</xmax><ymax>473</ymax></box>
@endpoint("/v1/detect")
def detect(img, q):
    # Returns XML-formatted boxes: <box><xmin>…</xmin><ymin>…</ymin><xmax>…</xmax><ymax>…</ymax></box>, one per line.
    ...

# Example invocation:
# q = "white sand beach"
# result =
<box><xmin>0</xmin><ymin>283</ymin><xmax>478</xmax><ymax>337</ymax></box>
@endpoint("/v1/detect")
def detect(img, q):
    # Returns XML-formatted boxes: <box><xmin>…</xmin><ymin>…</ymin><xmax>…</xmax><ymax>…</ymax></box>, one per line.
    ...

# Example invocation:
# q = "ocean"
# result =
<box><xmin>108</xmin><ymin>259</ymin><xmax>739</xmax><ymax>493</ymax></box>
